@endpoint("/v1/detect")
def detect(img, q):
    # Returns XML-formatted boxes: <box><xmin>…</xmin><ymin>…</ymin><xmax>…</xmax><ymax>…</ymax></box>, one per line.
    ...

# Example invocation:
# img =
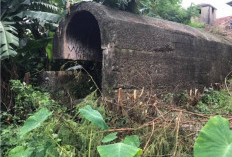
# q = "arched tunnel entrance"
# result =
<box><xmin>66</xmin><ymin>11</ymin><xmax>102</xmax><ymax>96</ymax></box>
<box><xmin>66</xmin><ymin>11</ymin><xmax>102</xmax><ymax>61</ymax></box>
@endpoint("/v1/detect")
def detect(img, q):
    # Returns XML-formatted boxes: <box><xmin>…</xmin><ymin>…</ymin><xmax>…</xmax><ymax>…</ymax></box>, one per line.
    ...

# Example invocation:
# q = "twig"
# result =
<box><xmin>104</xmin><ymin>110</ymin><xmax>172</xmax><ymax>133</ymax></box>
<box><xmin>227</xmin><ymin>117</ymin><xmax>232</xmax><ymax>121</ymax></box>
<box><xmin>225</xmin><ymin>71</ymin><xmax>232</xmax><ymax>96</ymax></box>
<box><xmin>133</xmin><ymin>90</ymin><xmax>137</xmax><ymax>101</ymax></box>
<box><xmin>154</xmin><ymin>102</ymin><xmax>165</xmax><ymax>120</ymax></box>
<box><xmin>118</xmin><ymin>88</ymin><xmax>123</xmax><ymax>110</ymax></box>
<box><xmin>170</xmin><ymin>108</ymin><xmax>211</xmax><ymax>118</ymax></box>
<box><xmin>66</xmin><ymin>89</ymin><xmax>73</xmax><ymax>108</ymax></box>
<box><xmin>48</xmin><ymin>133</ymin><xmax>72</xmax><ymax>157</ymax></box>
<box><xmin>186</xmin><ymin>132</ymin><xmax>196</xmax><ymax>137</ymax></box>
<box><xmin>172</xmin><ymin>111</ymin><xmax>182</xmax><ymax>157</ymax></box>
<box><xmin>56</xmin><ymin>113</ymin><xmax>63</xmax><ymax>125</ymax></box>
<box><xmin>139</xmin><ymin>87</ymin><xmax>144</xmax><ymax>98</ymax></box>
<box><xmin>105</xmin><ymin>127</ymin><xmax>136</xmax><ymax>132</ymax></box>
<box><xmin>143</xmin><ymin>121</ymin><xmax>155</xmax><ymax>152</ymax></box>
<box><xmin>88</xmin><ymin>129</ymin><xmax>93</xmax><ymax>157</ymax></box>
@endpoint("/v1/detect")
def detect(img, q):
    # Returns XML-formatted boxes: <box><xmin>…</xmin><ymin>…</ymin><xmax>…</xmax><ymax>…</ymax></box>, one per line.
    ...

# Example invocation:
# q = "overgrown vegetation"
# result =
<box><xmin>1</xmin><ymin>80</ymin><xmax>232</xmax><ymax>156</ymax></box>
<box><xmin>0</xmin><ymin>0</ymin><xmax>65</xmax><ymax>60</ymax></box>
<box><xmin>196</xmin><ymin>88</ymin><xmax>232</xmax><ymax>114</ymax></box>
<box><xmin>1</xmin><ymin>81</ymin><xmax>143</xmax><ymax>157</ymax></box>
<box><xmin>1</xmin><ymin>81</ymin><xmax>103</xmax><ymax>157</ymax></box>
<box><xmin>187</xmin><ymin>21</ymin><xmax>205</xmax><ymax>28</ymax></box>
<box><xmin>1</xmin><ymin>0</ymin><xmax>65</xmax><ymax>111</ymax></box>
<box><xmin>93</xmin><ymin>0</ymin><xmax>200</xmax><ymax>24</ymax></box>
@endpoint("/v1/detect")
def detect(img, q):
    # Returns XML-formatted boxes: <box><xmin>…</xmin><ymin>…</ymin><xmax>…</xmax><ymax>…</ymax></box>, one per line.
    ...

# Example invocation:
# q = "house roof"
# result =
<box><xmin>197</xmin><ymin>3</ymin><xmax>217</xmax><ymax>10</ymax></box>
<box><xmin>227</xmin><ymin>1</ymin><xmax>232</xmax><ymax>6</ymax></box>
<box><xmin>217</xmin><ymin>16</ymin><xmax>232</xmax><ymax>25</ymax></box>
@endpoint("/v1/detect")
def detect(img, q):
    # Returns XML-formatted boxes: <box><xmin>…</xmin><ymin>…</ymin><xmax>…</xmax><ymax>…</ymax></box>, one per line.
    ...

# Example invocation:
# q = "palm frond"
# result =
<box><xmin>18</xmin><ymin>10</ymin><xmax>61</xmax><ymax>24</ymax></box>
<box><xmin>31</xmin><ymin>2</ymin><xmax>60</xmax><ymax>12</ymax></box>
<box><xmin>0</xmin><ymin>21</ymin><xmax>19</xmax><ymax>60</ymax></box>
<box><xmin>17</xmin><ymin>37</ymin><xmax>52</xmax><ymax>53</ymax></box>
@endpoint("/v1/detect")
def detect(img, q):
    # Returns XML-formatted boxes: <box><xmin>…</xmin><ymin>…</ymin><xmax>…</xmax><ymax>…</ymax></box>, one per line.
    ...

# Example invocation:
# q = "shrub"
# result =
<box><xmin>188</xmin><ymin>21</ymin><xmax>205</xmax><ymax>28</ymax></box>
<box><xmin>196</xmin><ymin>88</ymin><xmax>232</xmax><ymax>114</ymax></box>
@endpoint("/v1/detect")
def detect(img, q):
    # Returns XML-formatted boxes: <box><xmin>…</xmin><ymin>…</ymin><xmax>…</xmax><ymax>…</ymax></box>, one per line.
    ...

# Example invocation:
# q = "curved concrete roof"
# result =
<box><xmin>68</xmin><ymin>2</ymin><xmax>231</xmax><ymax>50</ymax></box>
<box><xmin>53</xmin><ymin>1</ymin><xmax>232</xmax><ymax>59</ymax></box>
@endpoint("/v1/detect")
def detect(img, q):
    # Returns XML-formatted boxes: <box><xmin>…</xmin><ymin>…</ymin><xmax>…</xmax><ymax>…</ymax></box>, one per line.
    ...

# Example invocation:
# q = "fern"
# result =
<box><xmin>0</xmin><ymin>21</ymin><xmax>19</xmax><ymax>60</ymax></box>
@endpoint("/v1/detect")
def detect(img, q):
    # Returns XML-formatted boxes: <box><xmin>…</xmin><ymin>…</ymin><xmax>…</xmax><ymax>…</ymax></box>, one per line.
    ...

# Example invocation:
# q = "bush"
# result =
<box><xmin>9</xmin><ymin>80</ymin><xmax>57</xmax><ymax>123</ymax></box>
<box><xmin>196</xmin><ymin>88</ymin><xmax>232</xmax><ymax>114</ymax></box>
<box><xmin>188</xmin><ymin>21</ymin><xmax>205</xmax><ymax>28</ymax></box>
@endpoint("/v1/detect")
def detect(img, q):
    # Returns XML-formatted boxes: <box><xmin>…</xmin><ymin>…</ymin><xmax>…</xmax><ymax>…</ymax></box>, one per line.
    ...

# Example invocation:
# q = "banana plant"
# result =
<box><xmin>0</xmin><ymin>21</ymin><xmax>19</xmax><ymax>60</ymax></box>
<box><xmin>0</xmin><ymin>0</ymin><xmax>65</xmax><ymax>60</ymax></box>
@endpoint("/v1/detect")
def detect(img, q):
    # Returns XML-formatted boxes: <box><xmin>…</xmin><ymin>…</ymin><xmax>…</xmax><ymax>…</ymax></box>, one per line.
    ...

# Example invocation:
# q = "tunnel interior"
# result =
<box><xmin>66</xmin><ymin>11</ymin><xmax>102</xmax><ymax>95</ymax></box>
<box><xmin>66</xmin><ymin>11</ymin><xmax>102</xmax><ymax>61</ymax></box>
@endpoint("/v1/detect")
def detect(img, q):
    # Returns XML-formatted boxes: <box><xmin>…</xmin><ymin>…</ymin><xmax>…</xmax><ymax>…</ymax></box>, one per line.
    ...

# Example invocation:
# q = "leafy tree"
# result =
<box><xmin>94</xmin><ymin>0</ymin><xmax>199</xmax><ymax>24</ymax></box>
<box><xmin>0</xmin><ymin>0</ymin><xmax>66</xmax><ymax>112</ymax></box>
<box><xmin>93</xmin><ymin>0</ymin><xmax>139</xmax><ymax>13</ymax></box>
<box><xmin>0</xmin><ymin>0</ymin><xmax>65</xmax><ymax>60</ymax></box>
<box><xmin>139</xmin><ymin>0</ymin><xmax>199</xmax><ymax>23</ymax></box>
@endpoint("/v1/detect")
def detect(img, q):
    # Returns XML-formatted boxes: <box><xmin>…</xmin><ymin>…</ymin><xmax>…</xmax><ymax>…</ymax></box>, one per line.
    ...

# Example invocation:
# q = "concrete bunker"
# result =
<box><xmin>53</xmin><ymin>2</ymin><xmax>232</xmax><ymax>97</ymax></box>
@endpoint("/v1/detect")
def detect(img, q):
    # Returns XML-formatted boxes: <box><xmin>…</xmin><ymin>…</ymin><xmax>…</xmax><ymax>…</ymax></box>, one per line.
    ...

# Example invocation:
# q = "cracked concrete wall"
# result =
<box><xmin>53</xmin><ymin>2</ymin><xmax>232</xmax><ymax>97</ymax></box>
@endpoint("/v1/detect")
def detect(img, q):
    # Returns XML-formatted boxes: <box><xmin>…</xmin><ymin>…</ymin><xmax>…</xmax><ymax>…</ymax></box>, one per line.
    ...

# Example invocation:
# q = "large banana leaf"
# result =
<box><xmin>20</xmin><ymin>107</ymin><xmax>52</xmax><ymax>137</ymax></box>
<box><xmin>79</xmin><ymin>105</ymin><xmax>109</xmax><ymax>130</ymax></box>
<box><xmin>1</xmin><ymin>0</ymin><xmax>62</xmax><ymax>60</ymax></box>
<box><xmin>102</xmin><ymin>132</ymin><xmax>118</xmax><ymax>143</ymax></box>
<box><xmin>194</xmin><ymin>116</ymin><xmax>232</xmax><ymax>157</ymax></box>
<box><xmin>8</xmin><ymin>146</ymin><xmax>33</xmax><ymax>157</ymax></box>
<box><xmin>17</xmin><ymin>10</ymin><xmax>61</xmax><ymax>24</ymax></box>
<box><xmin>122</xmin><ymin>135</ymin><xmax>140</xmax><ymax>147</ymax></box>
<box><xmin>0</xmin><ymin>21</ymin><xmax>19</xmax><ymax>60</ymax></box>
<box><xmin>97</xmin><ymin>143</ymin><xmax>143</xmax><ymax>157</ymax></box>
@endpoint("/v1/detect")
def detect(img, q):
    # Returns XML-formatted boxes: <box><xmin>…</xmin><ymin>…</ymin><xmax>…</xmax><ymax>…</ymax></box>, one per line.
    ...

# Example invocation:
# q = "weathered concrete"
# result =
<box><xmin>53</xmin><ymin>2</ymin><xmax>232</xmax><ymax>97</ymax></box>
<box><xmin>39</xmin><ymin>71</ymin><xmax>75</xmax><ymax>91</ymax></box>
<box><xmin>38</xmin><ymin>71</ymin><xmax>96</xmax><ymax>106</ymax></box>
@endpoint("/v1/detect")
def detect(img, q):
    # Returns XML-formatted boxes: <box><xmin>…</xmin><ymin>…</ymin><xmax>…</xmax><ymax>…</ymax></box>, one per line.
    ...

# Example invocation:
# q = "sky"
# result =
<box><xmin>182</xmin><ymin>0</ymin><xmax>232</xmax><ymax>18</ymax></box>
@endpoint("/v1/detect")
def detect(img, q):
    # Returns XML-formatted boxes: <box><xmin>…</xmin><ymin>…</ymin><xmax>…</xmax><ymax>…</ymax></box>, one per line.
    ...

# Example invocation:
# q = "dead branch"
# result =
<box><xmin>172</xmin><ymin>111</ymin><xmax>182</xmax><ymax>157</ymax></box>
<box><xmin>225</xmin><ymin>70</ymin><xmax>232</xmax><ymax>96</ymax></box>
<box><xmin>143</xmin><ymin>121</ymin><xmax>155</xmax><ymax>152</ymax></box>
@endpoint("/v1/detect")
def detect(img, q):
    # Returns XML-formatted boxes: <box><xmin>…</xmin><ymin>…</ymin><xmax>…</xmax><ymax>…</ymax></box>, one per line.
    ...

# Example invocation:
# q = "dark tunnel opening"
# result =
<box><xmin>66</xmin><ymin>11</ymin><xmax>102</xmax><ymax>96</ymax></box>
<box><xmin>66</xmin><ymin>11</ymin><xmax>102</xmax><ymax>61</ymax></box>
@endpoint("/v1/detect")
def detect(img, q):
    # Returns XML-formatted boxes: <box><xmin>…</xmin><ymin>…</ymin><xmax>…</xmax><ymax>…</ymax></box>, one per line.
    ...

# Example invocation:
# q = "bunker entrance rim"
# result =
<box><xmin>65</xmin><ymin>10</ymin><xmax>103</xmax><ymax>91</ymax></box>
